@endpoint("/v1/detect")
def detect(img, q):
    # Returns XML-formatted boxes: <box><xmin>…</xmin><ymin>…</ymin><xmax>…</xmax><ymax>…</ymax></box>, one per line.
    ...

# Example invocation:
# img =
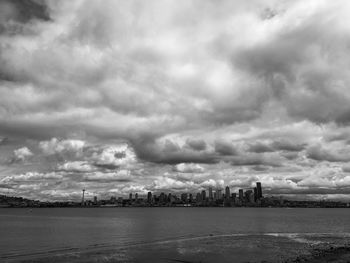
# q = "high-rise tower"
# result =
<box><xmin>81</xmin><ymin>189</ymin><xmax>85</xmax><ymax>206</ymax></box>
<box><xmin>256</xmin><ymin>182</ymin><xmax>263</xmax><ymax>199</ymax></box>
<box><xmin>209</xmin><ymin>187</ymin><xmax>213</xmax><ymax>200</ymax></box>
<box><xmin>239</xmin><ymin>189</ymin><xmax>244</xmax><ymax>201</ymax></box>
<box><xmin>225</xmin><ymin>186</ymin><xmax>230</xmax><ymax>200</ymax></box>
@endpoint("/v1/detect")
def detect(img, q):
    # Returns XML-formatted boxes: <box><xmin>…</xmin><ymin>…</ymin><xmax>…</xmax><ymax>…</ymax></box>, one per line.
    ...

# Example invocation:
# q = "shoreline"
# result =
<box><xmin>1</xmin><ymin>206</ymin><xmax>350</xmax><ymax>209</ymax></box>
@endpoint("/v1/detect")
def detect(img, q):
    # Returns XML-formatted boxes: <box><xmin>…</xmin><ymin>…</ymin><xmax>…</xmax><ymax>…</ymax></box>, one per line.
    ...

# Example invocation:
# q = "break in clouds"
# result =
<box><xmin>1</xmin><ymin>0</ymin><xmax>350</xmax><ymax>201</ymax></box>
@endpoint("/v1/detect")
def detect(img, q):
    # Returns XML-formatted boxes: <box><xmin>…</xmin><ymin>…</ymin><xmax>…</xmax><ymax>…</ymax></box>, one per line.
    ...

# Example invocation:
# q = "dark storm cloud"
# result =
<box><xmin>230</xmin><ymin>154</ymin><xmax>283</xmax><ymax>167</ymax></box>
<box><xmin>0</xmin><ymin>0</ymin><xmax>50</xmax><ymax>24</ymax></box>
<box><xmin>0</xmin><ymin>0</ymin><xmax>51</xmax><ymax>41</ymax></box>
<box><xmin>248</xmin><ymin>142</ymin><xmax>274</xmax><ymax>153</ymax></box>
<box><xmin>214</xmin><ymin>141</ymin><xmax>237</xmax><ymax>156</ymax></box>
<box><xmin>185</xmin><ymin>138</ymin><xmax>207</xmax><ymax>151</ymax></box>
<box><xmin>306</xmin><ymin>144</ymin><xmax>350</xmax><ymax>163</ymax></box>
<box><xmin>248</xmin><ymin>140</ymin><xmax>305</xmax><ymax>153</ymax></box>
<box><xmin>266</xmin><ymin>187</ymin><xmax>350</xmax><ymax>196</ymax></box>
<box><xmin>251</xmin><ymin>165</ymin><xmax>270</xmax><ymax>172</ymax></box>
<box><xmin>271</xmin><ymin>140</ymin><xmax>306</xmax><ymax>152</ymax></box>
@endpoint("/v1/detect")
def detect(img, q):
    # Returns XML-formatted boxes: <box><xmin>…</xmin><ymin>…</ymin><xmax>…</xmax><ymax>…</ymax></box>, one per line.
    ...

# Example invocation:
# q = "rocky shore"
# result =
<box><xmin>284</xmin><ymin>244</ymin><xmax>350</xmax><ymax>263</ymax></box>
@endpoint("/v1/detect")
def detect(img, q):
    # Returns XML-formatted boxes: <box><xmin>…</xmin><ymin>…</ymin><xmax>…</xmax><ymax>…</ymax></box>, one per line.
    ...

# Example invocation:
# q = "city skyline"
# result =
<box><xmin>1</xmin><ymin>0</ymin><xmax>350</xmax><ymax>202</ymax></box>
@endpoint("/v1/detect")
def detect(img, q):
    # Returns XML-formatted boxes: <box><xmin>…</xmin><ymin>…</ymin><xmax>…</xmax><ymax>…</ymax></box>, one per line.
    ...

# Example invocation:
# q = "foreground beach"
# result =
<box><xmin>285</xmin><ymin>246</ymin><xmax>350</xmax><ymax>263</ymax></box>
<box><xmin>3</xmin><ymin>233</ymin><xmax>349</xmax><ymax>263</ymax></box>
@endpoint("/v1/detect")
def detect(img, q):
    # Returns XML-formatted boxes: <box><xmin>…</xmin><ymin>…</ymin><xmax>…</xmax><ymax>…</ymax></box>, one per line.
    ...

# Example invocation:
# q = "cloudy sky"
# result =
<box><xmin>1</xmin><ymin>0</ymin><xmax>350</xmax><ymax>201</ymax></box>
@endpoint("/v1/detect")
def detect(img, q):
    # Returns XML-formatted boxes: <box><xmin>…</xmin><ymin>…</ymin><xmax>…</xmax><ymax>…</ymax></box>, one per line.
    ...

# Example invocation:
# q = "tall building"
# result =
<box><xmin>238</xmin><ymin>189</ymin><xmax>244</xmax><ymax>201</ymax></box>
<box><xmin>159</xmin><ymin>192</ymin><xmax>166</xmax><ymax>203</ymax></box>
<box><xmin>253</xmin><ymin>187</ymin><xmax>258</xmax><ymax>202</ymax></box>
<box><xmin>201</xmin><ymin>190</ymin><xmax>206</xmax><ymax>201</ymax></box>
<box><xmin>181</xmin><ymin>193</ymin><xmax>188</xmax><ymax>202</ymax></box>
<box><xmin>209</xmin><ymin>187</ymin><xmax>213</xmax><ymax>200</ymax></box>
<box><xmin>245</xmin><ymin>190</ymin><xmax>254</xmax><ymax>203</ymax></box>
<box><xmin>81</xmin><ymin>189</ymin><xmax>85</xmax><ymax>206</ymax></box>
<box><xmin>129</xmin><ymin>193</ymin><xmax>132</xmax><ymax>201</ymax></box>
<box><xmin>135</xmin><ymin>193</ymin><xmax>138</xmax><ymax>201</ymax></box>
<box><xmin>147</xmin><ymin>192</ymin><xmax>152</xmax><ymax>203</ymax></box>
<box><xmin>110</xmin><ymin>196</ymin><xmax>116</xmax><ymax>203</ymax></box>
<box><xmin>168</xmin><ymin>193</ymin><xmax>172</xmax><ymax>203</ymax></box>
<box><xmin>217</xmin><ymin>189</ymin><xmax>222</xmax><ymax>200</ymax></box>
<box><xmin>189</xmin><ymin>193</ymin><xmax>193</xmax><ymax>203</ymax></box>
<box><xmin>196</xmin><ymin>192</ymin><xmax>202</xmax><ymax>202</ymax></box>
<box><xmin>93</xmin><ymin>196</ymin><xmax>97</xmax><ymax>204</ymax></box>
<box><xmin>225</xmin><ymin>186</ymin><xmax>230</xmax><ymax>200</ymax></box>
<box><xmin>256</xmin><ymin>182</ymin><xmax>263</xmax><ymax>199</ymax></box>
<box><xmin>231</xmin><ymin>193</ymin><xmax>236</xmax><ymax>200</ymax></box>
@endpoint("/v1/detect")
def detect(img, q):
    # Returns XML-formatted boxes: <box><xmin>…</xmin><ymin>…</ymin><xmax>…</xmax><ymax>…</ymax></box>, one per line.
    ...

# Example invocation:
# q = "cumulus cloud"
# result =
<box><xmin>13</xmin><ymin>147</ymin><xmax>33</xmax><ymax>161</ymax></box>
<box><xmin>1</xmin><ymin>172</ymin><xmax>62</xmax><ymax>183</ymax></box>
<box><xmin>57</xmin><ymin>161</ymin><xmax>94</xmax><ymax>173</ymax></box>
<box><xmin>39</xmin><ymin>138</ymin><xmax>85</xmax><ymax>156</ymax></box>
<box><xmin>90</xmin><ymin>144</ymin><xmax>137</xmax><ymax>169</ymax></box>
<box><xmin>1</xmin><ymin>0</ymin><xmax>350</xmax><ymax>200</ymax></box>
<box><xmin>151</xmin><ymin>177</ymin><xmax>195</xmax><ymax>192</ymax></box>
<box><xmin>174</xmin><ymin>163</ymin><xmax>204</xmax><ymax>173</ymax></box>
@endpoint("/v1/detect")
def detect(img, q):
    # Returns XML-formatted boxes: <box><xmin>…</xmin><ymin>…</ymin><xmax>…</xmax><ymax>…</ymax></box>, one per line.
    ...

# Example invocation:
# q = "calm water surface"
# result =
<box><xmin>0</xmin><ymin>208</ymin><xmax>349</xmax><ymax>262</ymax></box>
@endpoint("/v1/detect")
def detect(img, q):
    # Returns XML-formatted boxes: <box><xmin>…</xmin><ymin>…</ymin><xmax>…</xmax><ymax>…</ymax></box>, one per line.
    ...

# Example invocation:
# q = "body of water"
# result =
<box><xmin>0</xmin><ymin>207</ymin><xmax>349</xmax><ymax>262</ymax></box>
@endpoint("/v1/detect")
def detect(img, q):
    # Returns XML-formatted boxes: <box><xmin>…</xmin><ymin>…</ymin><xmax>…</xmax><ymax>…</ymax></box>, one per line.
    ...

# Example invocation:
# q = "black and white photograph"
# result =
<box><xmin>0</xmin><ymin>0</ymin><xmax>350</xmax><ymax>262</ymax></box>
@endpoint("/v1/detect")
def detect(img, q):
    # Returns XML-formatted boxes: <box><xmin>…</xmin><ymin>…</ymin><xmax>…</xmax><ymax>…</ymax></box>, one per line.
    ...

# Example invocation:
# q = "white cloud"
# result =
<box><xmin>13</xmin><ymin>147</ymin><xmax>33</xmax><ymax>161</ymax></box>
<box><xmin>91</xmin><ymin>144</ymin><xmax>137</xmax><ymax>169</ymax></box>
<box><xmin>174</xmin><ymin>163</ymin><xmax>204</xmax><ymax>173</ymax></box>
<box><xmin>57</xmin><ymin>161</ymin><xmax>94</xmax><ymax>173</ymax></box>
<box><xmin>39</xmin><ymin>138</ymin><xmax>85</xmax><ymax>156</ymax></box>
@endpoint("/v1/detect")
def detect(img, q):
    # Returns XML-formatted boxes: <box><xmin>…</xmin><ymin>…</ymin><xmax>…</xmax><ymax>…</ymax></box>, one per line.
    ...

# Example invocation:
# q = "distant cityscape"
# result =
<box><xmin>1</xmin><ymin>182</ymin><xmax>349</xmax><ymax>208</ymax></box>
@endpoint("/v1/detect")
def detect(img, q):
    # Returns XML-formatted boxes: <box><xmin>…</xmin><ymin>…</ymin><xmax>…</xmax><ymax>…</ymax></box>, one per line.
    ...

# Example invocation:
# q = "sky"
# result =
<box><xmin>1</xmin><ymin>0</ymin><xmax>350</xmax><ymax>201</ymax></box>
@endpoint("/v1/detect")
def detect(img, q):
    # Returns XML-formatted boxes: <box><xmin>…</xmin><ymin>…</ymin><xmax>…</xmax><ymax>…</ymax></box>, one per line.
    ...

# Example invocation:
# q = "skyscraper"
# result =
<box><xmin>209</xmin><ymin>187</ymin><xmax>213</xmax><ymax>200</ymax></box>
<box><xmin>201</xmin><ymin>190</ymin><xmax>206</xmax><ymax>201</ymax></box>
<box><xmin>225</xmin><ymin>186</ymin><xmax>230</xmax><ymax>200</ymax></box>
<box><xmin>168</xmin><ymin>193</ymin><xmax>172</xmax><ymax>203</ymax></box>
<box><xmin>129</xmin><ymin>193</ymin><xmax>132</xmax><ymax>201</ymax></box>
<box><xmin>253</xmin><ymin>187</ymin><xmax>258</xmax><ymax>202</ymax></box>
<box><xmin>231</xmin><ymin>193</ymin><xmax>237</xmax><ymax>204</ymax></box>
<box><xmin>257</xmin><ymin>182</ymin><xmax>263</xmax><ymax>199</ymax></box>
<box><xmin>217</xmin><ymin>189</ymin><xmax>222</xmax><ymax>200</ymax></box>
<box><xmin>245</xmin><ymin>190</ymin><xmax>254</xmax><ymax>203</ymax></box>
<box><xmin>239</xmin><ymin>189</ymin><xmax>244</xmax><ymax>201</ymax></box>
<box><xmin>181</xmin><ymin>193</ymin><xmax>188</xmax><ymax>202</ymax></box>
<box><xmin>159</xmin><ymin>192</ymin><xmax>166</xmax><ymax>203</ymax></box>
<box><xmin>196</xmin><ymin>192</ymin><xmax>202</xmax><ymax>203</ymax></box>
<box><xmin>81</xmin><ymin>189</ymin><xmax>85</xmax><ymax>206</ymax></box>
<box><xmin>147</xmin><ymin>192</ymin><xmax>152</xmax><ymax>203</ymax></box>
